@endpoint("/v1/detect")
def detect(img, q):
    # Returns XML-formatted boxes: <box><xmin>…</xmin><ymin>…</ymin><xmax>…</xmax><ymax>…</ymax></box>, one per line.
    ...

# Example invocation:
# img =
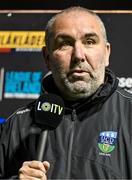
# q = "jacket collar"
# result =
<box><xmin>41</xmin><ymin>68</ymin><xmax>118</xmax><ymax>110</ymax></box>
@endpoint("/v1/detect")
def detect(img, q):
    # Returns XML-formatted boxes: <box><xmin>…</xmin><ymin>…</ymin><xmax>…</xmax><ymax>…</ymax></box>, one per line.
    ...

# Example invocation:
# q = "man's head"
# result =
<box><xmin>43</xmin><ymin>6</ymin><xmax>111</xmax><ymax>101</ymax></box>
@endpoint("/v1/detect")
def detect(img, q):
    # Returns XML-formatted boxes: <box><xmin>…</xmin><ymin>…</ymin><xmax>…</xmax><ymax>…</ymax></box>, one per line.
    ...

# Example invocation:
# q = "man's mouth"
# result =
<box><xmin>68</xmin><ymin>69</ymin><xmax>89</xmax><ymax>76</ymax></box>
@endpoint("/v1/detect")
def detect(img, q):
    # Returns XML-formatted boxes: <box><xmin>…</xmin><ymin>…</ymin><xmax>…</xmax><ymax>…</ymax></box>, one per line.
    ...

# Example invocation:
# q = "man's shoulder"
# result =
<box><xmin>115</xmin><ymin>87</ymin><xmax>132</xmax><ymax>101</ymax></box>
<box><xmin>15</xmin><ymin>106</ymin><xmax>32</xmax><ymax>116</ymax></box>
<box><xmin>5</xmin><ymin>101</ymin><xmax>36</xmax><ymax>124</ymax></box>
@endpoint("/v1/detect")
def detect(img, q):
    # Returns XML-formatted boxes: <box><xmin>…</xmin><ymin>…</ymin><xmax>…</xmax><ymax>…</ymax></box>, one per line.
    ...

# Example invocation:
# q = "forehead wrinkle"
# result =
<box><xmin>53</xmin><ymin>16</ymin><xmax>102</xmax><ymax>39</ymax></box>
<box><xmin>55</xmin><ymin>32</ymin><xmax>99</xmax><ymax>43</ymax></box>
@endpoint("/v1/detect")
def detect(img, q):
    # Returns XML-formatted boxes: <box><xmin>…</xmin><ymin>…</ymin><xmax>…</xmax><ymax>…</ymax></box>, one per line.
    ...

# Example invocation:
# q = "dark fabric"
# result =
<box><xmin>0</xmin><ymin>69</ymin><xmax>132</xmax><ymax>179</ymax></box>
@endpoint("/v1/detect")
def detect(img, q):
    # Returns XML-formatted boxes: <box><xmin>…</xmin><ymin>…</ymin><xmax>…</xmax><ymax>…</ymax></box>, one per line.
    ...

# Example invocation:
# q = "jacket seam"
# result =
<box><xmin>116</xmin><ymin>90</ymin><xmax>132</xmax><ymax>100</ymax></box>
<box><xmin>5</xmin><ymin>106</ymin><xmax>31</xmax><ymax>123</ymax></box>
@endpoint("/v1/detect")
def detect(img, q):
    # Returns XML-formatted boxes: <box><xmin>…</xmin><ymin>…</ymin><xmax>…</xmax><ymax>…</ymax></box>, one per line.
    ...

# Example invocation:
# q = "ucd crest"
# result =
<box><xmin>98</xmin><ymin>131</ymin><xmax>117</xmax><ymax>153</ymax></box>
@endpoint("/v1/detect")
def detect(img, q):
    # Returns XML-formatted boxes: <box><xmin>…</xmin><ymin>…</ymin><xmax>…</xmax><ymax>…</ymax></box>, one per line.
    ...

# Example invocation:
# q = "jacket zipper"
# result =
<box><xmin>66</xmin><ymin>109</ymin><xmax>76</xmax><ymax>179</ymax></box>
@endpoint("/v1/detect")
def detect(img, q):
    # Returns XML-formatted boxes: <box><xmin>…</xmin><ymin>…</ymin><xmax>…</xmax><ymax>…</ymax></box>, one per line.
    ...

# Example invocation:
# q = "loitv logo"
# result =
<box><xmin>37</xmin><ymin>101</ymin><xmax>63</xmax><ymax>115</ymax></box>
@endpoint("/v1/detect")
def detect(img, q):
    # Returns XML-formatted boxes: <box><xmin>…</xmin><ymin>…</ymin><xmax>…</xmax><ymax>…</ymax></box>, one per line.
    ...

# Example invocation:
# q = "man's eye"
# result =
<box><xmin>61</xmin><ymin>41</ymin><xmax>71</xmax><ymax>46</ymax></box>
<box><xmin>57</xmin><ymin>40</ymin><xmax>71</xmax><ymax>50</ymax></box>
<box><xmin>85</xmin><ymin>39</ymin><xmax>96</xmax><ymax>45</ymax></box>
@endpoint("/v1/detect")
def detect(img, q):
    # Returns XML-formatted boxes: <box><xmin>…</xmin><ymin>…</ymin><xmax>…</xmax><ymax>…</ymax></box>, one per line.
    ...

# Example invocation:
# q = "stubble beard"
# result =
<box><xmin>52</xmin><ymin>64</ymin><xmax>105</xmax><ymax>101</ymax></box>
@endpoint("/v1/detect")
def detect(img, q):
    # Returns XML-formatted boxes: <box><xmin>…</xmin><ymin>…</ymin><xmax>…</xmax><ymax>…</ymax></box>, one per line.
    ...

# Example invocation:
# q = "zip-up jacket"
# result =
<box><xmin>0</xmin><ymin>68</ymin><xmax>132</xmax><ymax>179</ymax></box>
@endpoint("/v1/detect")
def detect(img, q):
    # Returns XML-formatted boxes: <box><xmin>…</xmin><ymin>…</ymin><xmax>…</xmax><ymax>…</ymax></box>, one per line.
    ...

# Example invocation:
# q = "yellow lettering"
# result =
<box><xmin>0</xmin><ymin>31</ymin><xmax>45</xmax><ymax>48</ymax></box>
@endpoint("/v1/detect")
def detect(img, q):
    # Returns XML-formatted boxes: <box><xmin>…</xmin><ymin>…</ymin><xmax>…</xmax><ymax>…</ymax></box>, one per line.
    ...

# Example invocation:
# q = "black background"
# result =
<box><xmin>0</xmin><ymin>0</ymin><xmax>132</xmax><ymax>10</ymax></box>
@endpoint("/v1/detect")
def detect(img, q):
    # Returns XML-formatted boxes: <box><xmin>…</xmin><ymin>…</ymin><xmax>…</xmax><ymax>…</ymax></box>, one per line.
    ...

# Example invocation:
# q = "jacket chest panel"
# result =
<box><xmin>44</xmin><ymin>107</ymin><xmax>125</xmax><ymax>179</ymax></box>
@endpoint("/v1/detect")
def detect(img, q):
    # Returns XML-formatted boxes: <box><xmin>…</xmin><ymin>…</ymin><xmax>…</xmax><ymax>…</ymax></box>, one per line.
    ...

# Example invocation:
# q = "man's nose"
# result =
<box><xmin>72</xmin><ymin>42</ymin><xmax>85</xmax><ymax>62</ymax></box>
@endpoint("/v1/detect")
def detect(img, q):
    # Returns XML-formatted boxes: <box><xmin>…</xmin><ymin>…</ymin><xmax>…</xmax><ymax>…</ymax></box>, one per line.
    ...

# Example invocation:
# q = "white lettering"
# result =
<box><xmin>58</xmin><ymin>106</ymin><xmax>63</xmax><ymax>115</ymax></box>
<box><xmin>53</xmin><ymin>104</ymin><xmax>58</xmax><ymax>113</ymax></box>
<box><xmin>37</xmin><ymin>101</ymin><xmax>41</xmax><ymax>110</ymax></box>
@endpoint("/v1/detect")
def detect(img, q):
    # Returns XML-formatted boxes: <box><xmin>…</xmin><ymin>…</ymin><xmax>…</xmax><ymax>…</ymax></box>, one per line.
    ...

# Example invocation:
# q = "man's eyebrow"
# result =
<box><xmin>55</xmin><ymin>34</ymin><xmax>73</xmax><ymax>40</ymax></box>
<box><xmin>54</xmin><ymin>33</ymin><xmax>99</xmax><ymax>41</ymax></box>
<box><xmin>84</xmin><ymin>33</ymin><xmax>99</xmax><ymax>38</ymax></box>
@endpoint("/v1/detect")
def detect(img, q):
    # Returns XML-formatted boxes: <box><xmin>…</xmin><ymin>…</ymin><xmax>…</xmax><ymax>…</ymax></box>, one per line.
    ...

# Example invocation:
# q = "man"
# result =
<box><xmin>0</xmin><ymin>6</ymin><xmax>132</xmax><ymax>179</ymax></box>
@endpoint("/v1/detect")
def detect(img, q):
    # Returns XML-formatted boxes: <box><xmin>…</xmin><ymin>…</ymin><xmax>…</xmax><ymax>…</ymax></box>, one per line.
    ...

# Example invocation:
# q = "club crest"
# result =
<box><xmin>98</xmin><ymin>131</ymin><xmax>117</xmax><ymax>153</ymax></box>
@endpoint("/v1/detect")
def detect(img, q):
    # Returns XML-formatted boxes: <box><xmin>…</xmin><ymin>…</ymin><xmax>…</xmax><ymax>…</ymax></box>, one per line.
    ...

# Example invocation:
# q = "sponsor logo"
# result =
<box><xmin>16</xmin><ymin>108</ymin><xmax>30</xmax><ymax>114</ymax></box>
<box><xmin>37</xmin><ymin>101</ymin><xmax>63</xmax><ymax>115</ymax></box>
<box><xmin>118</xmin><ymin>77</ymin><xmax>132</xmax><ymax>94</ymax></box>
<box><xmin>0</xmin><ymin>31</ymin><xmax>45</xmax><ymax>52</ymax></box>
<box><xmin>98</xmin><ymin>131</ymin><xmax>117</xmax><ymax>154</ymax></box>
<box><xmin>4</xmin><ymin>71</ymin><xmax>42</xmax><ymax>99</ymax></box>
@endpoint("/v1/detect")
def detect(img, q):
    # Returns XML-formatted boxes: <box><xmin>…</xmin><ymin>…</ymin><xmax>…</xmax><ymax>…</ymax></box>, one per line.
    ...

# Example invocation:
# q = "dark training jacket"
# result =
<box><xmin>0</xmin><ymin>69</ymin><xmax>132</xmax><ymax>179</ymax></box>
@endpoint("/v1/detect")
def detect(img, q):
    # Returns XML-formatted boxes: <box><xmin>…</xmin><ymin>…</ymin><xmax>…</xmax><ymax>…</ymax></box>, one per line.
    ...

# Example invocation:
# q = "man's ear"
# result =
<box><xmin>42</xmin><ymin>46</ymin><xmax>51</xmax><ymax>70</ymax></box>
<box><xmin>105</xmin><ymin>42</ymin><xmax>111</xmax><ymax>67</ymax></box>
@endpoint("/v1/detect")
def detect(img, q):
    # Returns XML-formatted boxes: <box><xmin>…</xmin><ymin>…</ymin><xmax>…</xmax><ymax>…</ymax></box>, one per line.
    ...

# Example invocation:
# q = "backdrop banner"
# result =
<box><xmin>0</xmin><ymin>10</ymin><xmax>132</xmax><ymax>123</ymax></box>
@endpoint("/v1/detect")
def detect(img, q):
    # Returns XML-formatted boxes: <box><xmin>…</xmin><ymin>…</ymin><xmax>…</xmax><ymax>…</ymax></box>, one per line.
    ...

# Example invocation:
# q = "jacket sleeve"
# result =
<box><xmin>0</xmin><ymin>116</ymin><xmax>20</xmax><ymax>179</ymax></box>
<box><xmin>0</xmin><ymin>108</ymin><xmax>35</xmax><ymax>179</ymax></box>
